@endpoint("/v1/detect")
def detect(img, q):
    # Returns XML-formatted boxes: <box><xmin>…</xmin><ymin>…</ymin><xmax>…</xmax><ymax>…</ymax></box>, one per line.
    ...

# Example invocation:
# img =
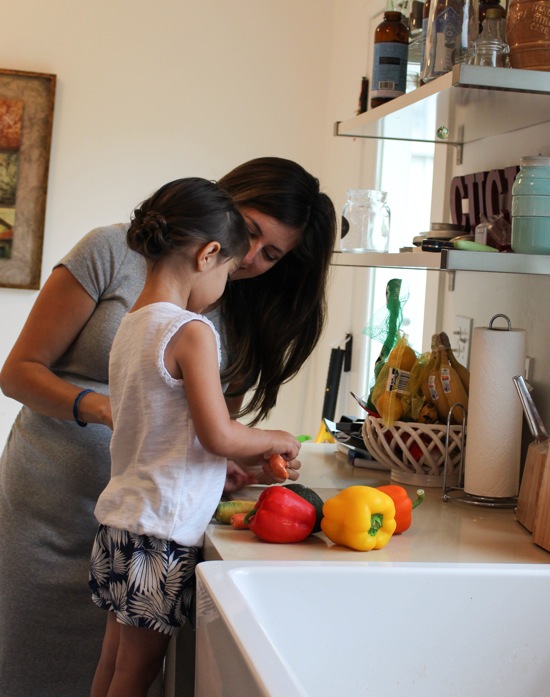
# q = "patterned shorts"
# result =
<box><xmin>89</xmin><ymin>524</ymin><xmax>202</xmax><ymax>636</ymax></box>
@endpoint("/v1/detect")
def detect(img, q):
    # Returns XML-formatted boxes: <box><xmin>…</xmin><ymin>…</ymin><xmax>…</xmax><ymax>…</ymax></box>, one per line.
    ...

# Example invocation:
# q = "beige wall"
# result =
<box><xmin>0</xmin><ymin>0</ymin><xmax>349</xmax><ymax>444</ymax></box>
<box><xmin>4</xmin><ymin>0</ymin><xmax>548</xmax><ymax>447</ymax></box>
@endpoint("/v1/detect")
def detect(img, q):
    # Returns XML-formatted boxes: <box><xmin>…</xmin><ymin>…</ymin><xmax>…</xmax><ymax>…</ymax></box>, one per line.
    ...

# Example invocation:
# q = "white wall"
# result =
<box><xmin>0</xmin><ymin>0</ymin><xmax>342</xmax><ymax>445</ymax></box>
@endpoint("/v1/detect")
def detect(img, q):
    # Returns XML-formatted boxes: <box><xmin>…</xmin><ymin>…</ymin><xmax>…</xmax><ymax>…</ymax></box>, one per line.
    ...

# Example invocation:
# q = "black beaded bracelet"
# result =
<box><xmin>73</xmin><ymin>388</ymin><xmax>95</xmax><ymax>427</ymax></box>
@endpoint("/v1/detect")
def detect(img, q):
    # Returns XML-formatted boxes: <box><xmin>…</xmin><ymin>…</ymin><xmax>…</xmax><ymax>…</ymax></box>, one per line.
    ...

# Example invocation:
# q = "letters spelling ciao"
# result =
<box><xmin>450</xmin><ymin>165</ymin><xmax>520</xmax><ymax>230</ymax></box>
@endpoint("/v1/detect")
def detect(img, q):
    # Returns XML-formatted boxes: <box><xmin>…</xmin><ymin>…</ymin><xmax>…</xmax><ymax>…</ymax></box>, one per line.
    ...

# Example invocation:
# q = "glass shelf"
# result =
<box><xmin>335</xmin><ymin>64</ymin><xmax>550</xmax><ymax>145</ymax></box>
<box><xmin>332</xmin><ymin>250</ymin><xmax>550</xmax><ymax>275</ymax></box>
<box><xmin>333</xmin><ymin>64</ymin><xmax>550</xmax><ymax>277</ymax></box>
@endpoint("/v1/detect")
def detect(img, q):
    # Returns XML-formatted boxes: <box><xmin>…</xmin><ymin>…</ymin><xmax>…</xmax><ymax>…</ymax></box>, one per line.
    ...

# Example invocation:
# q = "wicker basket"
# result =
<box><xmin>362</xmin><ymin>416</ymin><xmax>464</xmax><ymax>487</ymax></box>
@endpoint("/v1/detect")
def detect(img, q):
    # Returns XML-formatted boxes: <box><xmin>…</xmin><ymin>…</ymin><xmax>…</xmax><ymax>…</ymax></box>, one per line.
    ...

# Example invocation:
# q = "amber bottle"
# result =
<box><xmin>370</xmin><ymin>11</ymin><xmax>409</xmax><ymax>109</ymax></box>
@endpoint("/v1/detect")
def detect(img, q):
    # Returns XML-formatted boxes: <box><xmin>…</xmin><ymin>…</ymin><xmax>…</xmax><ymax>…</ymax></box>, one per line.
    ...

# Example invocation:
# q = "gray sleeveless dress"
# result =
<box><xmin>0</xmin><ymin>224</ymin><xmax>147</xmax><ymax>697</ymax></box>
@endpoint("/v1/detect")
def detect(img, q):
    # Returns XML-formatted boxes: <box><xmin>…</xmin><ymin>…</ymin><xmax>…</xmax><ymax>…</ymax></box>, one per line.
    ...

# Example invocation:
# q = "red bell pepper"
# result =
<box><xmin>247</xmin><ymin>486</ymin><xmax>316</xmax><ymax>543</ymax></box>
<box><xmin>376</xmin><ymin>485</ymin><xmax>425</xmax><ymax>534</ymax></box>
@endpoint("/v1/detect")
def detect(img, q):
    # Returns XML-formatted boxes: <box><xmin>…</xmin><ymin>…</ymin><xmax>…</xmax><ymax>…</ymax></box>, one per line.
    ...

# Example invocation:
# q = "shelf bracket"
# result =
<box><xmin>454</xmin><ymin>142</ymin><xmax>463</xmax><ymax>166</ymax></box>
<box><xmin>454</xmin><ymin>125</ymin><xmax>464</xmax><ymax>165</ymax></box>
<box><xmin>447</xmin><ymin>270</ymin><xmax>456</xmax><ymax>291</ymax></box>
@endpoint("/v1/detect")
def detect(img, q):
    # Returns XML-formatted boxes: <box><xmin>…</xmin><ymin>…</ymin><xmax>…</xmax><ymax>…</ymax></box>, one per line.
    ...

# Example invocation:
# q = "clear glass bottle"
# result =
<box><xmin>479</xmin><ymin>0</ymin><xmax>505</xmax><ymax>25</ymax></box>
<box><xmin>422</xmin><ymin>0</ymin><xmax>479</xmax><ymax>82</ymax></box>
<box><xmin>469</xmin><ymin>5</ymin><xmax>509</xmax><ymax>65</ymax></box>
<box><xmin>370</xmin><ymin>11</ymin><xmax>409</xmax><ymax>108</ymax></box>
<box><xmin>480</xmin><ymin>5</ymin><xmax>507</xmax><ymax>41</ymax></box>
<box><xmin>418</xmin><ymin>0</ymin><xmax>432</xmax><ymax>81</ymax></box>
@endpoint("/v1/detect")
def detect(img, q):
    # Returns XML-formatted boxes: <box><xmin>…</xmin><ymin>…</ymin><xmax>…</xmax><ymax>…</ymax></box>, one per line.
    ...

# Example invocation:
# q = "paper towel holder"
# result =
<box><xmin>488</xmin><ymin>313</ymin><xmax>512</xmax><ymax>331</ymax></box>
<box><xmin>442</xmin><ymin>401</ymin><xmax>518</xmax><ymax>508</ymax></box>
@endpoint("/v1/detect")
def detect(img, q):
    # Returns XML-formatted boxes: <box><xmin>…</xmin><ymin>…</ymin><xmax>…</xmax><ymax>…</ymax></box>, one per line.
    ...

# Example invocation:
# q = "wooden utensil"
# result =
<box><xmin>513</xmin><ymin>375</ymin><xmax>549</xmax><ymax>532</ymax></box>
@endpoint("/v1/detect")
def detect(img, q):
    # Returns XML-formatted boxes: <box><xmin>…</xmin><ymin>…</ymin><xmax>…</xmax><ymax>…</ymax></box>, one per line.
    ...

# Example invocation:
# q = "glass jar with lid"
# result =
<box><xmin>340</xmin><ymin>190</ymin><xmax>391</xmax><ymax>253</ymax></box>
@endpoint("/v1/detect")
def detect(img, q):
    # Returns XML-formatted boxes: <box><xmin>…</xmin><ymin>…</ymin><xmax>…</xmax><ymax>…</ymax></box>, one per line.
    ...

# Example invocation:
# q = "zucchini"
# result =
<box><xmin>283</xmin><ymin>483</ymin><xmax>324</xmax><ymax>533</ymax></box>
<box><xmin>214</xmin><ymin>500</ymin><xmax>256</xmax><ymax>524</ymax></box>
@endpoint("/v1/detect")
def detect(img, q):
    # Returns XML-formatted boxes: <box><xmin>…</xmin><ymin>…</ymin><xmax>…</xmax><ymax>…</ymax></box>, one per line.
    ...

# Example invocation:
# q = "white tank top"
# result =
<box><xmin>94</xmin><ymin>302</ymin><xmax>226</xmax><ymax>546</ymax></box>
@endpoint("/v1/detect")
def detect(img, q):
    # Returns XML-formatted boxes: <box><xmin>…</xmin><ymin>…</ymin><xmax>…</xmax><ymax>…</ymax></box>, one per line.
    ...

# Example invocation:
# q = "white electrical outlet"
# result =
<box><xmin>453</xmin><ymin>315</ymin><xmax>473</xmax><ymax>367</ymax></box>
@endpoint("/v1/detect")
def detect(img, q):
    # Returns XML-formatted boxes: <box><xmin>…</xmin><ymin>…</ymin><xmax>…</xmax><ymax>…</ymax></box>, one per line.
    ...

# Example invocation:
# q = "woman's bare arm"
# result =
<box><xmin>0</xmin><ymin>266</ymin><xmax>112</xmax><ymax>427</ymax></box>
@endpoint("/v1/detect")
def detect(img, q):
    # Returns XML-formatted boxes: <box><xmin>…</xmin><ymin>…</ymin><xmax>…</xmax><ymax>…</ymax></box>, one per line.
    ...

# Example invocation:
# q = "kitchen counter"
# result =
<box><xmin>169</xmin><ymin>443</ymin><xmax>549</xmax><ymax>697</ymax></box>
<box><xmin>204</xmin><ymin>443</ymin><xmax>550</xmax><ymax>564</ymax></box>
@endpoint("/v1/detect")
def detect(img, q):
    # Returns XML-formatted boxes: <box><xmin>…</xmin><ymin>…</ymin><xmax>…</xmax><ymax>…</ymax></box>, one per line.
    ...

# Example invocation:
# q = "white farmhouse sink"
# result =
<box><xmin>195</xmin><ymin>560</ymin><xmax>550</xmax><ymax>697</ymax></box>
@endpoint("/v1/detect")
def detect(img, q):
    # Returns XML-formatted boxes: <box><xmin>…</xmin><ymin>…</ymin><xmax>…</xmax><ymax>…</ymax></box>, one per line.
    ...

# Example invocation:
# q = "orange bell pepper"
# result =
<box><xmin>377</xmin><ymin>485</ymin><xmax>424</xmax><ymax>534</ymax></box>
<box><xmin>321</xmin><ymin>486</ymin><xmax>397</xmax><ymax>551</ymax></box>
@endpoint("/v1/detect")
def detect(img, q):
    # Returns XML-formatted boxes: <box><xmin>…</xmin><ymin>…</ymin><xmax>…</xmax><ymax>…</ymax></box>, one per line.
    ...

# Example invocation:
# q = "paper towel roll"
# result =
<box><xmin>464</xmin><ymin>321</ymin><xmax>526</xmax><ymax>498</ymax></box>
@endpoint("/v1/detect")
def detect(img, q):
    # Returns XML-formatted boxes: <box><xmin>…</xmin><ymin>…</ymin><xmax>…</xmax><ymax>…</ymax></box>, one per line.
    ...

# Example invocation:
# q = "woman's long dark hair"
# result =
<box><xmin>218</xmin><ymin>157</ymin><xmax>336</xmax><ymax>425</ymax></box>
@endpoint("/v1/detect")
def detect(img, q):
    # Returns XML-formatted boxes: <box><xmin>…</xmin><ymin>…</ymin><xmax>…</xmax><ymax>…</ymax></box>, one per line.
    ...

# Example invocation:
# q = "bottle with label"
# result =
<box><xmin>370</xmin><ymin>10</ymin><xmax>409</xmax><ymax>108</ymax></box>
<box><xmin>422</xmin><ymin>0</ymin><xmax>479</xmax><ymax>82</ymax></box>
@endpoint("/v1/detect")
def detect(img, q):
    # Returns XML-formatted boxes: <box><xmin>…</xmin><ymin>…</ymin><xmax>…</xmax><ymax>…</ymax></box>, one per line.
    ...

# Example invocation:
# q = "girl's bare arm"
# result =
<box><xmin>171</xmin><ymin>320</ymin><xmax>300</xmax><ymax>462</ymax></box>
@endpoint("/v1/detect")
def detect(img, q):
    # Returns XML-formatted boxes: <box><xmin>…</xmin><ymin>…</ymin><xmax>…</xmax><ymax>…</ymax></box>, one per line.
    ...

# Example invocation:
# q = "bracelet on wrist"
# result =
<box><xmin>73</xmin><ymin>388</ymin><xmax>95</xmax><ymax>427</ymax></box>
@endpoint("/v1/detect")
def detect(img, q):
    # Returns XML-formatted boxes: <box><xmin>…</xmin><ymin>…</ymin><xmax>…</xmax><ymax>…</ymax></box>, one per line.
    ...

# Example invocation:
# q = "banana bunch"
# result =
<box><xmin>419</xmin><ymin>332</ymin><xmax>469</xmax><ymax>425</ymax></box>
<box><xmin>373</xmin><ymin>338</ymin><xmax>417</xmax><ymax>425</ymax></box>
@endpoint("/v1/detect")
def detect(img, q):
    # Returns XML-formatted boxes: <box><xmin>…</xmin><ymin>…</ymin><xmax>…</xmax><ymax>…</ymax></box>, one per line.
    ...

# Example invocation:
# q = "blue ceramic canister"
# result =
<box><xmin>511</xmin><ymin>156</ymin><xmax>550</xmax><ymax>255</ymax></box>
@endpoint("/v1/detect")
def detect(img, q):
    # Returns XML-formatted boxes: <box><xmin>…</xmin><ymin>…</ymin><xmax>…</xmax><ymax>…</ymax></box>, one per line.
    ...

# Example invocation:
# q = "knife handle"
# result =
<box><xmin>513</xmin><ymin>375</ymin><xmax>549</xmax><ymax>441</ymax></box>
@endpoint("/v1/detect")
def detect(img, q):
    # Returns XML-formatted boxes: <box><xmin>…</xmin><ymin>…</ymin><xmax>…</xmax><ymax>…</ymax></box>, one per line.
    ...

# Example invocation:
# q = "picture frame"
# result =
<box><xmin>0</xmin><ymin>68</ymin><xmax>56</xmax><ymax>290</ymax></box>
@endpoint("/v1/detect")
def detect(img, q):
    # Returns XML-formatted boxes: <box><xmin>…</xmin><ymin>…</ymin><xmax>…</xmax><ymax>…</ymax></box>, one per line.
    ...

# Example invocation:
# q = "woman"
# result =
<box><xmin>0</xmin><ymin>157</ymin><xmax>336</xmax><ymax>697</ymax></box>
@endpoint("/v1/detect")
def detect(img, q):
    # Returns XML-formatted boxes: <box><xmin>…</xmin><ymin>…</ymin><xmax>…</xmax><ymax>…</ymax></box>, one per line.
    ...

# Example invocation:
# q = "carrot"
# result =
<box><xmin>230</xmin><ymin>512</ymin><xmax>251</xmax><ymax>529</ymax></box>
<box><xmin>268</xmin><ymin>453</ymin><xmax>289</xmax><ymax>480</ymax></box>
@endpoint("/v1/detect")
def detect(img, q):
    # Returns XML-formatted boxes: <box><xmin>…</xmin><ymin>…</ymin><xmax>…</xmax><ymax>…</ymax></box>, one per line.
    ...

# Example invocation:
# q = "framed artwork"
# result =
<box><xmin>0</xmin><ymin>68</ymin><xmax>56</xmax><ymax>289</ymax></box>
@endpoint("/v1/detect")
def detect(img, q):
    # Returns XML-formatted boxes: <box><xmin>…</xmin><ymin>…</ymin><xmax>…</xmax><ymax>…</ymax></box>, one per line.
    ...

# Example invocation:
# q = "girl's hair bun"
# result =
<box><xmin>127</xmin><ymin>177</ymin><xmax>248</xmax><ymax>262</ymax></box>
<box><xmin>128</xmin><ymin>209</ymin><xmax>172</xmax><ymax>259</ymax></box>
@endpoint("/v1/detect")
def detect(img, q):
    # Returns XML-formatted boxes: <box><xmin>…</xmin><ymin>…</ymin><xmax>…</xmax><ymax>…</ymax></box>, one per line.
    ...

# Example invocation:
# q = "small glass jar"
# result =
<box><xmin>341</xmin><ymin>190</ymin><xmax>391</xmax><ymax>253</ymax></box>
<box><xmin>468</xmin><ymin>37</ymin><xmax>510</xmax><ymax>65</ymax></box>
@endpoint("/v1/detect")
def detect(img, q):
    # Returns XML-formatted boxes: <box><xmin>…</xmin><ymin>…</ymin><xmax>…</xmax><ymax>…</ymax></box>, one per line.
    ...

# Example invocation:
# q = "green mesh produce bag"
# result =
<box><xmin>363</xmin><ymin>278</ymin><xmax>409</xmax><ymax>412</ymax></box>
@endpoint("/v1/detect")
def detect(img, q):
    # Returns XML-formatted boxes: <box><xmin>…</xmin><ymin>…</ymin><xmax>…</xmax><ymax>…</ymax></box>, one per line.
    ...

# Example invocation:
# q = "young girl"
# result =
<box><xmin>88</xmin><ymin>177</ymin><xmax>300</xmax><ymax>697</ymax></box>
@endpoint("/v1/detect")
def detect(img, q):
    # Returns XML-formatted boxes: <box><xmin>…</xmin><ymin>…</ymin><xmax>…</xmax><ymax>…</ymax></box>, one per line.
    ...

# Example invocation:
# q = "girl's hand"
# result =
<box><xmin>263</xmin><ymin>430</ymin><xmax>301</xmax><ymax>462</ymax></box>
<box><xmin>260</xmin><ymin>455</ymin><xmax>301</xmax><ymax>484</ymax></box>
<box><xmin>224</xmin><ymin>454</ymin><xmax>301</xmax><ymax>487</ymax></box>
<box><xmin>223</xmin><ymin>460</ymin><xmax>258</xmax><ymax>494</ymax></box>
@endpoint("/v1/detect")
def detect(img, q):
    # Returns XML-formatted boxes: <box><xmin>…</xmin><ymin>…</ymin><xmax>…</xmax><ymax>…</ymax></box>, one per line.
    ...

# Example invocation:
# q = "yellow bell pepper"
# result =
<box><xmin>321</xmin><ymin>485</ymin><xmax>397</xmax><ymax>551</ymax></box>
